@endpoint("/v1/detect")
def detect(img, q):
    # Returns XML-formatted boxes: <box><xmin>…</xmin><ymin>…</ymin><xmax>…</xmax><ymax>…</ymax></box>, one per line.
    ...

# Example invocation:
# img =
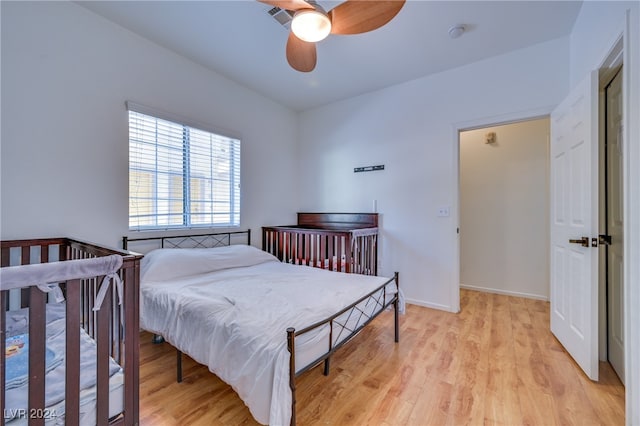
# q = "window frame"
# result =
<box><xmin>127</xmin><ymin>102</ymin><xmax>241</xmax><ymax>231</ymax></box>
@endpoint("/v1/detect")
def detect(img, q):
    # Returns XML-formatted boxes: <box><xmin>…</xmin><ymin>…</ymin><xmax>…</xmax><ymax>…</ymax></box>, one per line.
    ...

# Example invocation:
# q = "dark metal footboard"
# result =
<box><xmin>286</xmin><ymin>272</ymin><xmax>399</xmax><ymax>426</ymax></box>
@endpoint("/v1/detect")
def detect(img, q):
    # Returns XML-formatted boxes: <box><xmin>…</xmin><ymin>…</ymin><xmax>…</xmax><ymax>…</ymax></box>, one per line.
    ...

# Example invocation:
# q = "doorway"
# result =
<box><xmin>459</xmin><ymin>118</ymin><xmax>550</xmax><ymax>300</ymax></box>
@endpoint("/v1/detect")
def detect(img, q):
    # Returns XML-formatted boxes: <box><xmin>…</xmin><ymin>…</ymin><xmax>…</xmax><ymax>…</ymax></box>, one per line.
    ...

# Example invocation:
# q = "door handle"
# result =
<box><xmin>569</xmin><ymin>237</ymin><xmax>589</xmax><ymax>247</ymax></box>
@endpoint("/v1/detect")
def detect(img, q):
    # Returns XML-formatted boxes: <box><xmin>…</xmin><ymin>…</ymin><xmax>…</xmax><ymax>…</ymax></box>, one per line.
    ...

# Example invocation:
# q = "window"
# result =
<box><xmin>128</xmin><ymin>106</ymin><xmax>240</xmax><ymax>230</ymax></box>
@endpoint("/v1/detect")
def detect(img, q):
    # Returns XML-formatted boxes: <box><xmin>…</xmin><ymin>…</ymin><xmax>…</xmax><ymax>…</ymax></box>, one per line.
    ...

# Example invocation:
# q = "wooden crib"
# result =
<box><xmin>262</xmin><ymin>213</ymin><xmax>378</xmax><ymax>276</ymax></box>
<box><xmin>1</xmin><ymin>238</ymin><xmax>142</xmax><ymax>426</ymax></box>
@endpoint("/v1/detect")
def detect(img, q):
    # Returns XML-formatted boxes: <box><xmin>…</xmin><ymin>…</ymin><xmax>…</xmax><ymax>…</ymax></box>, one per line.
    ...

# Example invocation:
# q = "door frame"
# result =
<box><xmin>594</xmin><ymin>13</ymin><xmax>638</xmax><ymax>423</ymax></box>
<box><xmin>451</xmin><ymin>105</ymin><xmax>555</xmax><ymax>314</ymax></box>
<box><xmin>597</xmin><ymin>37</ymin><xmax>623</xmax><ymax>365</ymax></box>
<box><xmin>617</xmin><ymin>10</ymin><xmax>637</xmax><ymax>424</ymax></box>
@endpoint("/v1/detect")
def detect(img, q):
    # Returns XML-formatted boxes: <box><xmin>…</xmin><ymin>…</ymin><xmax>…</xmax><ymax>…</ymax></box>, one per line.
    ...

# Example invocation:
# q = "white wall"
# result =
<box><xmin>460</xmin><ymin>118</ymin><xmax>549</xmax><ymax>300</ymax></box>
<box><xmin>569</xmin><ymin>2</ymin><xmax>640</xmax><ymax>424</ymax></box>
<box><xmin>0</xmin><ymin>1</ymin><xmax>299</xmax><ymax>249</ymax></box>
<box><xmin>298</xmin><ymin>37</ymin><xmax>569</xmax><ymax>311</ymax></box>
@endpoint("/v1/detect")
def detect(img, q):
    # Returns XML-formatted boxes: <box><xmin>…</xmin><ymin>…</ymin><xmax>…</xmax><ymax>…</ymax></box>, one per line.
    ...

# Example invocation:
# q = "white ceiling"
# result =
<box><xmin>78</xmin><ymin>0</ymin><xmax>583</xmax><ymax>111</ymax></box>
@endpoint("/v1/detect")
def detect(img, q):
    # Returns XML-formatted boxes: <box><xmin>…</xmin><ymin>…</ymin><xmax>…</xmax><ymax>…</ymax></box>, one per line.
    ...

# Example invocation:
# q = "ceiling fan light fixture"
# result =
<box><xmin>291</xmin><ymin>9</ymin><xmax>332</xmax><ymax>42</ymax></box>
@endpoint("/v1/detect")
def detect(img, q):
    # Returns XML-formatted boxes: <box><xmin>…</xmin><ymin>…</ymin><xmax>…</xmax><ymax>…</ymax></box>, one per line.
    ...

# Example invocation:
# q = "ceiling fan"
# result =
<box><xmin>260</xmin><ymin>0</ymin><xmax>406</xmax><ymax>72</ymax></box>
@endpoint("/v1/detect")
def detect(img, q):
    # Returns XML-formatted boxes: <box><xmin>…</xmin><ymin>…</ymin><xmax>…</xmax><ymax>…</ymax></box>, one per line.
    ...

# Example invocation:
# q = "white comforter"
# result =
<box><xmin>139</xmin><ymin>245</ymin><xmax>399</xmax><ymax>426</ymax></box>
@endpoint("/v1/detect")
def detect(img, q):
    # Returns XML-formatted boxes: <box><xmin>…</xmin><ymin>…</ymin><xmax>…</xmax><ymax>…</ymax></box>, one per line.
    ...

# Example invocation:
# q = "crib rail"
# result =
<box><xmin>262</xmin><ymin>226</ymin><xmax>378</xmax><ymax>275</ymax></box>
<box><xmin>0</xmin><ymin>238</ymin><xmax>142</xmax><ymax>426</ymax></box>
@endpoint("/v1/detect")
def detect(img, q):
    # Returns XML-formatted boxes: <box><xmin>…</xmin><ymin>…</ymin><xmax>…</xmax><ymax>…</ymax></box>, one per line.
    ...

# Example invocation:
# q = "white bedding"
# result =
<box><xmin>140</xmin><ymin>245</ymin><xmax>400</xmax><ymax>426</ymax></box>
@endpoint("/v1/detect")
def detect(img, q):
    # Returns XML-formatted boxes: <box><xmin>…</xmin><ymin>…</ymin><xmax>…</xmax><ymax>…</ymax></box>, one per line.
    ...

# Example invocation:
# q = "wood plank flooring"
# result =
<box><xmin>139</xmin><ymin>289</ymin><xmax>625</xmax><ymax>425</ymax></box>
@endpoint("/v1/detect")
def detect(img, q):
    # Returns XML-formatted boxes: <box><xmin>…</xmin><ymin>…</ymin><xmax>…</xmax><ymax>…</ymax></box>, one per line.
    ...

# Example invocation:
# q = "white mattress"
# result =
<box><xmin>4</xmin><ymin>303</ymin><xmax>124</xmax><ymax>425</ymax></box>
<box><xmin>139</xmin><ymin>245</ymin><xmax>400</xmax><ymax>426</ymax></box>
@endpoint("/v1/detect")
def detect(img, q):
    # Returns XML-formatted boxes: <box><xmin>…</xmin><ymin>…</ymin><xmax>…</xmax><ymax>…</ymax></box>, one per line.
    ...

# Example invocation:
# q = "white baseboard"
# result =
<box><xmin>404</xmin><ymin>298</ymin><xmax>456</xmax><ymax>313</ymax></box>
<box><xmin>460</xmin><ymin>284</ymin><xmax>549</xmax><ymax>301</ymax></box>
<box><xmin>404</xmin><ymin>286</ymin><xmax>548</xmax><ymax>314</ymax></box>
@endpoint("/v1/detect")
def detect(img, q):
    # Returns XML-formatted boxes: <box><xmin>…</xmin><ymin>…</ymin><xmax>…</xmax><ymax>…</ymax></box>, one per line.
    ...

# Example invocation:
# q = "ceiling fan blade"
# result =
<box><xmin>258</xmin><ymin>0</ymin><xmax>313</xmax><ymax>11</ymax></box>
<box><xmin>329</xmin><ymin>0</ymin><xmax>406</xmax><ymax>35</ymax></box>
<box><xmin>286</xmin><ymin>32</ymin><xmax>317</xmax><ymax>72</ymax></box>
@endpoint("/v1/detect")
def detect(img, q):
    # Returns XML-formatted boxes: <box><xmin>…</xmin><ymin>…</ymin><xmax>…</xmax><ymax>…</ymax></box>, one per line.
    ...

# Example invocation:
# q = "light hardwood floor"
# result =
<box><xmin>139</xmin><ymin>289</ymin><xmax>625</xmax><ymax>425</ymax></box>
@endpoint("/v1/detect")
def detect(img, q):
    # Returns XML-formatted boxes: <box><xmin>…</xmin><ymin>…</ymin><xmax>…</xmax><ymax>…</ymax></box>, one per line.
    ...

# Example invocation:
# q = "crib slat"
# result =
<box><xmin>344</xmin><ymin>235</ymin><xmax>352</xmax><ymax>273</ymax></box>
<box><xmin>21</xmin><ymin>246</ymin><xmax>30</xmax><ymax>266</ymax></box>
<box><xmin>314</xmin><ymin>234</ymin><xmax>320</xmax><ymax>268</ymax></box>
<box><xmin>90</xmin><ymin>277</ymin><xmax>96</xmax><ymax>338</ymax></box>
<box><xmin>304</xmin><ymin>234</ymin><xmax>310</xmax><ymax>266</ymax></box>
<box><xmin>328</xmin><ymin>235</ymin><xmax>334</xmax><ymax>271</ymax></box>
<box><xmin>371</xmin><ymin>235</ymin><xmax>376</xmax><ymax>272</ymax></box>
<box><xmin>124</xmin><ymin>264</ymin><xmax>140</xmax><ymax>423</ymax></box>
<box><xmin>112</xmin><ymin>285</ymin><xmax>120</xmax><ymax>362</ymax></box>
<box><xmin>277</xmin><ymin>232</ymin><xmax>283</xmax><ymax>261</ymax></box>
<box><xmin>96</xmin><ymin>282</ymin><xmax>111</xmax><ymax>426</ymax></box>
<box><xmin>368</xmin><ymin>235</ymin><xmax>373</xmax><ymax>273</ymax></box>
<box><xmin>40</xmin><ymin>246</ymin><xmax>48</xmax><ymax>263</ymax></box>
<box><xmin>59</xmin><ymin>244</ymin><xmax>68</xmax><ymax>262</ymax></box>
<box><xmin>20</xmin><ymin>247</ymin><xmax>31</xmax><ymax>308</ymax></box>
<box><xmin>373</xmin><ymin>235</ymin><xmax>378</xmax><ymax>275</ymax></box>
<box><xmin>336</xmin><ymin>237</ymin><xmax>344</xmax><ymax>273</ymax></box>
<box><xmin>309</xmin><ymin>234</ymin><xmax>316</xmax><ymax>267</ymax></box>
<box><xmin>282</xmin><ymin>231</ymin><xmax>288</xmax><ymax>262</ymax></box>
<box><xmin>65</xmin><ymin>280</ymin><xmax>81</xmax><ymax>426</ymax></box>
<box><xmin>1</xmin><ymin>247</ymin><xmax>9</xmax><ymax>267</ymax></box>
<box><xmin>358</xmin><ymin>237</ymin><xmax>361</xmax><ymax>273</ymax></box>
<box><xmin>294</xmin><ymin>232</ymin><xmax>299</xmax><ymax>264</ymax></box>
<box><xmin>28</xmin><ymin>286</ymin><xmax>46</xmax><ymax>426</ymax></box>
<box><xmin>359</xmin><ymin>235</ymin><xmax>364</xmax><ymax>274</ymax></box>
<box><xmin>364</xmin><ymin>235</ymin><xmax>368</xmax><ymax>273</ymax></box>
<box><xmin>262</xmin><ymin>229</ymin><xmax>270</xmax><ymax>254</ymax></box>
<box><xmin>288</xmin><ymin>232</ymin><xmax>294</xmax><ymax>264</ymax></box>
<box><xmin>319</xmin><ymin>235</ymin><xmax>329</xmax><ymax>269</ymax></box>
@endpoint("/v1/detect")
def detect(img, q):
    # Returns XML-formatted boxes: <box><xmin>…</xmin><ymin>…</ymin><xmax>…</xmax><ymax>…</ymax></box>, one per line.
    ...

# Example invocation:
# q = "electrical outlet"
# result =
<box><xmin>437</xmin><ymin>206</ymin><xmax>450</xmax><ymax>217</ymax></box>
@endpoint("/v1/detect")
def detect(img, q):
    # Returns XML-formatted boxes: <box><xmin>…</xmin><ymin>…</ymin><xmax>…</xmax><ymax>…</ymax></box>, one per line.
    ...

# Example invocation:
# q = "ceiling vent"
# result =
<box><xmin>268</xmin><ymin>7</ymin><xmax>294</xmax><ymax>29</ymax></box>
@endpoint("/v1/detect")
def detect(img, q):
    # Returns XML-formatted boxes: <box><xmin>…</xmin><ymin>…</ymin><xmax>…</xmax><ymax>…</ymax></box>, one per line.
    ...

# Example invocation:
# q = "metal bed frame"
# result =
<box><xmin>123</xmin><ymin>229</ymin><xmax>399</xmax><ymax>426</ymax></box>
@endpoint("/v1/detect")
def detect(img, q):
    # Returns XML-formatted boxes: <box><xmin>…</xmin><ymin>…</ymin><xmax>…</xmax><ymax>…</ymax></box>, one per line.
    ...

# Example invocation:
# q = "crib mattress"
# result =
<box><xmin>4</xmin><ymin>303</ymin><xmax>123</xmax><ymax>424</ymax></box>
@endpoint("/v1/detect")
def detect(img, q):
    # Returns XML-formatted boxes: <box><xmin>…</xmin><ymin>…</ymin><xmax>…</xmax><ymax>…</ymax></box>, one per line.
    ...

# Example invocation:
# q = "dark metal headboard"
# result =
<box><xmin>122</xmin><ymin>230</ymin><xmax>251</xmax><ymax>251</ymax></box>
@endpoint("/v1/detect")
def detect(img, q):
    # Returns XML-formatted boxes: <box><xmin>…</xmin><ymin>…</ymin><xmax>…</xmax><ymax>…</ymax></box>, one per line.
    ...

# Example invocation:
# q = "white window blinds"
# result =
<box><xmin>128</xmin><ymin>107</ymin><xmax>240</xmax><ymax>230</ymax></box>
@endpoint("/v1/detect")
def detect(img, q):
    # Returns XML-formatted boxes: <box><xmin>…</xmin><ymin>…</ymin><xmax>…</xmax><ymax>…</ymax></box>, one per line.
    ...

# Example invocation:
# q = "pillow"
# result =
<box><xmin>140</xmin><ymin>245</ymin><xmax>278</xmax><ymax>283</ymax></box>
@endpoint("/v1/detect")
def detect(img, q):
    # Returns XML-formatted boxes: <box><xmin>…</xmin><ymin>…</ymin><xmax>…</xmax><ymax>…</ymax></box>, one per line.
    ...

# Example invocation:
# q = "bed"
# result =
<box><xmin>262</xmin><ymin>213</ymin><xmax>379</xmax><ymax>275</ymax></box>
<box><xmin>0</xmin><ymin>238</ymin><xmax>142</xmax><ymax>426</ymax></box>
<box><xmin>123</xmin><ymin>230</ymin><xmax>400</xmax><ymax>426</ymax></box>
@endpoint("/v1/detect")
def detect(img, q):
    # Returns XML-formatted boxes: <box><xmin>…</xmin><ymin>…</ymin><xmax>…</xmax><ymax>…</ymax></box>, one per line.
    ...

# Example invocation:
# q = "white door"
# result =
<box><xmin>550</xmin><ymin>71</ymin><xmax>599</xmax><ymax>380</ymax></box>
<box><xmin>606</xmin><ymin>69</ymin><xmax>625</xmax><ymax>383</ymax></box>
